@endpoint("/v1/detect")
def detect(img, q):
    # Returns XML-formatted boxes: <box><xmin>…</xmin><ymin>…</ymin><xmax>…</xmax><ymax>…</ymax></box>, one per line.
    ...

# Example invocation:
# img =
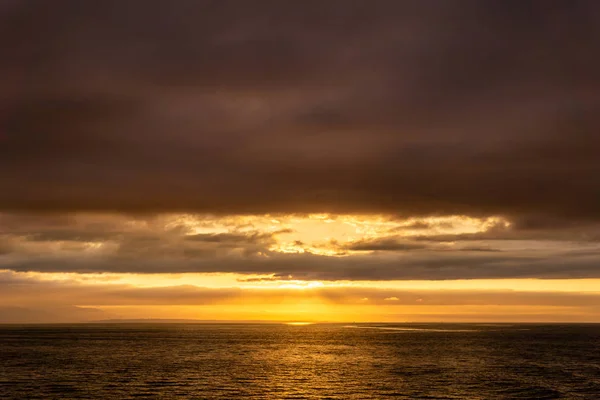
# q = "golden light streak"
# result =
<box><xmin>4</xmin><ymin>270</ymin><xmax>600</xmax><ymax>293</ymax></box>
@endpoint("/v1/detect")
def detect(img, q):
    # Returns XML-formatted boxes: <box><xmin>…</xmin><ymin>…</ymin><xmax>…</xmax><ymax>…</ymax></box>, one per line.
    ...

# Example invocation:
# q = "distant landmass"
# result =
<box><xmin>0</xmin><ymin>306</ymin><xmax>112</xmax><ymax>324</ymax></box>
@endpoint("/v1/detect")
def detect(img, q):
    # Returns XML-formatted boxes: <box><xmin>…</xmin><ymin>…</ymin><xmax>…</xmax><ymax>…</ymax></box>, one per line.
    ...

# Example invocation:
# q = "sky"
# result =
<box><xmin>1</xmin><ymin>0</ymin><xmax>599</xmax><ymax>323</ymax></box>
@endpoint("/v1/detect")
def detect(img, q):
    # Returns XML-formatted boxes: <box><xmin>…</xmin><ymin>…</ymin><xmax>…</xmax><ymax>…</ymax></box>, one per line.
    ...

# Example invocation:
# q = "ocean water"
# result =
<box><xmin>1</xmin><ymin>323</ymin><xmax>599</xmax><ymax>399</ymax></box>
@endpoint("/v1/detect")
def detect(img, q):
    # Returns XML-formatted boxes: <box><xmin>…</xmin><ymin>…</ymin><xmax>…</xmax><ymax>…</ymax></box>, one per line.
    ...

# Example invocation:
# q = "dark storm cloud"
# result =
<box><xmin>184</xmin><ymin>229</ymin><xmax>292</xmax><ymax>244</ymax></box>
<box><xmin>4</xmin><ymin>247</ymin><xmax>600</xmax><ymax>280</ymax></box>
<box><xmin>410</xmin><ymin>221</ymin><xmax>600</xmax><ymax>243</ymax></box>
<box><xmin>26</xmin><ymin>230</ymin><xmax>122</xmax><ymax>242</ymax></box>
<box><xmin>456</xmin><ymin>247</ymin><xmax>502</xmax><ymax>253</ymax></box>
<box><xmin>345</xmin><ymin>239</ymin><xmax>427</xmax><ymax>252</ymax></box>
<box><xmin>0</xmin><ymin>0</ymin><xmax>599</xmax><ymax>219</ymax></box>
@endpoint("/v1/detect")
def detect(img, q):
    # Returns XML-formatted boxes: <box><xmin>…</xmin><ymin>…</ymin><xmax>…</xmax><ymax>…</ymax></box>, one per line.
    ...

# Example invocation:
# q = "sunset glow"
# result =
<box><xmin>3</xmin><ymin>3</ymin><xmax>600</xmax><ymax>399</ymax></box>
<box><xmin>2</xmin><ymin>1</ymin><xmax>599</xmax><ymax>325</ymax></box>
<box><xmin>1</xmin><ymin>210</ymin><xmax>600</xmax><ymax>322</ymax></box>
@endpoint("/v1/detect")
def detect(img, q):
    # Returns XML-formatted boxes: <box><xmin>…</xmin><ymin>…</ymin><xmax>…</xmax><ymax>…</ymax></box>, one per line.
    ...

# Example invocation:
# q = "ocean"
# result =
<box><xmin>1</xmin><ymin>323</ymin><xmax>599</xmax><ymax>399</ymax></box>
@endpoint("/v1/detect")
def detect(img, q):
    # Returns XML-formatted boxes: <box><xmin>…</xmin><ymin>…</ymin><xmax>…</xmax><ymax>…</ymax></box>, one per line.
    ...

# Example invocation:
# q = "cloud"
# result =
<box><xmin>3</xmin><ymin>247</ymin><xmax>600</xmax><ymax>280</ymax></box>
<box><xmin>457</xmin><ymin>247</ymin><xmax>502</xmax><ymax>253</ymax></box>
<box><xmin>184</xmin><ymin>229</ymin><xmax>292</xmax><ymax>244</ymax></box>
<box><xmin>0</xmin><ymin>1</ymin><xmax>598</xmax><ymax>222</ymax></box>
<box><xmin>1</xmin><ymin>212</ymin><xmax>600</xmax><ymax>280</ymax></box>
<box><xmin>411</xmin><ymin>222</ymin><xmax>600</xmax><ymax>243</ymax></box>
<box><xmin>345</xmin><ymin>239</ymin><xmax>427</xmax><ymax>252</ymax></box>
<box><xmin>2</xmin><ymin>0</ymin><xmax>598</xmax><ymax>322</ymax></box>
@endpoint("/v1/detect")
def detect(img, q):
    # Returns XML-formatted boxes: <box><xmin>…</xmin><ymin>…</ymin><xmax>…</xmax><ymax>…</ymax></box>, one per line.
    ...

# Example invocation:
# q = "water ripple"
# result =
<box><xmin>0</xmin><ymin>323</ymin><xmax>599</xmax><ymax>399</ymax></box>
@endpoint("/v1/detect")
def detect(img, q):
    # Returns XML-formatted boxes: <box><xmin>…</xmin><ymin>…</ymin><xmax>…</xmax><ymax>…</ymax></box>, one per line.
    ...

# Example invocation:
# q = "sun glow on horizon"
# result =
<box><xmin>1</xmin><ymin>212</ymin><xmax>599</xmax><ymax>323</ymax></box>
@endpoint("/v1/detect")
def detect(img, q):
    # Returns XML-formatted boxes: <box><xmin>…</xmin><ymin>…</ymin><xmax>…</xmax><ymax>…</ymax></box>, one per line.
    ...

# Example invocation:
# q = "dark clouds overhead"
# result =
<box><xmin>1</xmin><ymin>0</ymin><xmax>599</xmax><ymax>219</ymax></box>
